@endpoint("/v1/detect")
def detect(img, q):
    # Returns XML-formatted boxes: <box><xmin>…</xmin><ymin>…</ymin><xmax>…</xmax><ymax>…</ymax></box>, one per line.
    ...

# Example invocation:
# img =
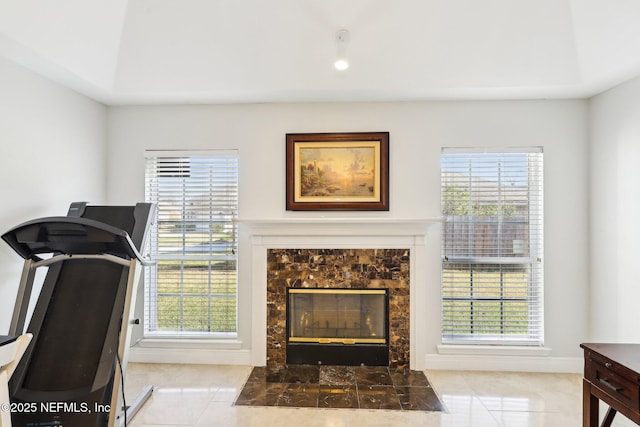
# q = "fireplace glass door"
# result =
<box><xmin>287</xmin><ymin>288</ymin><xmax>388</xmax><ymax>344</ymax></box>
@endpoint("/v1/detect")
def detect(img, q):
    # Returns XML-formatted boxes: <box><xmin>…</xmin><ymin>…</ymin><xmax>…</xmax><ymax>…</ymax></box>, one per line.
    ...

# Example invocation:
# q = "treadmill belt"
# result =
<box><xmin>22</xmin><ymin>259</ymin><xmax>124</xmax><ymax>392</ymax></box>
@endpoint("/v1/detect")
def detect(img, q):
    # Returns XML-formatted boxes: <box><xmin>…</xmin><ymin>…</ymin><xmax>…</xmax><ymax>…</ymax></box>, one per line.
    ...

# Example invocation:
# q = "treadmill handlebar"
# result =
<box><xmin>1</xmin><ymin>216</ymin><xmax>147</xmax><ymax>262</ymax></box>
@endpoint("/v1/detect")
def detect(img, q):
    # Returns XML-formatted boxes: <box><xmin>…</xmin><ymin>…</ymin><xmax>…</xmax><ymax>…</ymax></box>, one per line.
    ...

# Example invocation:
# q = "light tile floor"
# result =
<box><xmin>123</xmin><ymin>363</ymin><xmax>634</xmax><ymax>427</ymax></box>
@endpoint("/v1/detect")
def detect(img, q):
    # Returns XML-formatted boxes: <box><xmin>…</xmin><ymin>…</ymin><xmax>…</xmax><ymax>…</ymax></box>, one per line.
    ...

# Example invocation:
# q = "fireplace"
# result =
<box><xmin>245</xmin><ymin>218</ymin><xmax>435</xmax><ymax>371</ymax></box>
<box><xmin>266</xmin><ymin>248</ymin><xmax>410</xmax><ymax>370</ymax></box>
<box><xmin>286</xmin><ymin>288</ymin><xmax>389</xmax><ymax>366</ymax></box>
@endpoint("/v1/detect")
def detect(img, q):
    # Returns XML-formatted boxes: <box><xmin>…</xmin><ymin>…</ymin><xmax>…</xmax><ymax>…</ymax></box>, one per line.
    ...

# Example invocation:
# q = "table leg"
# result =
<box><xmin>601</xmin><ymin>407</ymin><xmax>617</xmax><ymax>427</ymax></box>
<box><xmin>583</xmin><ymin>379</ymin><xmax>599</xmax><ymax>427</ymax></box>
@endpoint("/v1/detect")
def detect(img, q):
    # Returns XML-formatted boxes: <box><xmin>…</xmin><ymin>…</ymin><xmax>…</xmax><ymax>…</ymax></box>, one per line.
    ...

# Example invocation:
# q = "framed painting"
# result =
<box><xmin>286</xmin><ymin>132</ymin><xmax>389</xmax><ymax>211</ymax></box>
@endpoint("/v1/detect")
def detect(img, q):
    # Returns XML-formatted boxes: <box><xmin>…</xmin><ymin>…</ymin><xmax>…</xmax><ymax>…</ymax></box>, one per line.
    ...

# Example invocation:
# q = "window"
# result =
<box><xmin>440</xmin><ymin>147</ymin><xmax>543</xmax><ymax>345</ymax></box>
<box><xmin>144</xmin><ymin>150</ymin><xmax>239</xmax><ymax>337</ymax></box>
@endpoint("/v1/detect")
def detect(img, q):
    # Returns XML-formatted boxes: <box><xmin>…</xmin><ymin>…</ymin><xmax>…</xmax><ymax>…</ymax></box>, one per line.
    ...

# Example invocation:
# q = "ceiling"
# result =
<box><xmin>2</xmin><ymin>0</ymin><xmax>640</xmax><ymax>105</ymax></box>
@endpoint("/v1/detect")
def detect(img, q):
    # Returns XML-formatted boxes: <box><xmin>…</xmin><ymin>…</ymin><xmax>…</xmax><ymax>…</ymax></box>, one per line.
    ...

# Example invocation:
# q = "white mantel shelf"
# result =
<box><xmin>235</xmin><ymin>217</ymin><xmax>443</xmax><ymax>238</ymax></box>
<box><xmin>235</xmin><ymin>217</ymin><xmax>444</xmax><ymax>224</ymax></box>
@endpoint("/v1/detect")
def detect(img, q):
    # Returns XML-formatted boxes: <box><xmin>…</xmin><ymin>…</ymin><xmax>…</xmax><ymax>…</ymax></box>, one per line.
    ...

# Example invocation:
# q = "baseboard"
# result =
<box><xmin>424</xmin><ymin>353</ymin><xmax>583</xmax><ymax>373</ymax></box>
<box><xmin>128</xmin><ymin>345</ymin><xmax>252</xmax><ymax>365</ymax></box>
<box><xmin>127</xmin><ymin>345</ymin><xmax>581</xmax><ymax>372</ymax></box>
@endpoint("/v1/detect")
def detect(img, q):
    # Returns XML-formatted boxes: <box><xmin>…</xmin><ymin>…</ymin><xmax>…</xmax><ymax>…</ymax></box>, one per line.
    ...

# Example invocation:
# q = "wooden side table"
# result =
<box><xmin>581</xmin><ymin>343</ymin><xmax>640</xmax><ymax>427</ymax></box>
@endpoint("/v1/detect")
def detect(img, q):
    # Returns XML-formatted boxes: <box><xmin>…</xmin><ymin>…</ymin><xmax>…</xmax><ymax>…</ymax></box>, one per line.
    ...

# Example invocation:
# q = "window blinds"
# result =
<box><xmin>441</xmin><ymin>147</ymin><xmax>543</xmax><ymax>345</ymax></box>
<box><xmin>144</xmin><ymin>151</ymin><xmax>239</xmax><ymax>337</ymax></box>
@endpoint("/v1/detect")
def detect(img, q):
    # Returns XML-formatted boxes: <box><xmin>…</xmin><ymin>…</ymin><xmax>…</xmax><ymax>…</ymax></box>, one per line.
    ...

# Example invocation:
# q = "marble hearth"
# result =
<box><xmin>234</xmin><ymin>364</ymin><xmax>445</xmax><ymax>411</ymax></box>
<box><xmin>246</xmin><ymin>219</ymin><xmax>435</xmax><ymax>371</ymax></box>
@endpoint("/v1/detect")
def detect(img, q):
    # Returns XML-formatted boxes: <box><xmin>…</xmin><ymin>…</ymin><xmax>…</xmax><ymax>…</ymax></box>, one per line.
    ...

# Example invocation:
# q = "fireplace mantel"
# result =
<box><xmin>237</xmin><ymin>217</ymin><xmax>443</xmax><ymax>238</ymax></box>
<box><xmin>235</xmin><ymin>217</ymin><xmax>444</xmax><ymax>224</ymax></box>
<box><xmin>246</xmin><ymin>217</ymin><xmax>440</xmax><ymax>370</ymax></box>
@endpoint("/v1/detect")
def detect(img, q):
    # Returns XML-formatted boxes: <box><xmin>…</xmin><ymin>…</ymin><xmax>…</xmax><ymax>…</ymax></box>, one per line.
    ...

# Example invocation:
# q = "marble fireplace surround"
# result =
<box><xmin>268</xmin><ymin>248</ymin><xmax>408</xmax><ymax>369</ymax></box>
<box><xmin>246</xmin><ymin>219</ymin><xmax>437</xmax><ymax>371</ymax></box>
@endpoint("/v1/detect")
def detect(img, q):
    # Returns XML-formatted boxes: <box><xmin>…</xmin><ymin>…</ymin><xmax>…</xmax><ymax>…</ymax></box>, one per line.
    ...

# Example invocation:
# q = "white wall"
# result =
<box><xmin>3</xmin><ymin>51</ymin><xmax>636</xmax><ymax>370</ymax></box>
<box><xmin>589</xmin><ymin>76</ymin><xmax>640</xmax><ymax>342</ymax></box>
<box><xmin>0</xmin><ymin>57</ymin><xmax>107</xmax><ymax>332</ymax></box>
<box><xmin>107</xmin><ymin>100</ymin><xmax>590</xmax><ymax>368</ymax></box>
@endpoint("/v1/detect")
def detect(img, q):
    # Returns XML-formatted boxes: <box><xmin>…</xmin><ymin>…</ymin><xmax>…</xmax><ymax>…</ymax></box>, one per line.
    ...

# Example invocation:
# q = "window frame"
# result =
<box><xmin>440</xmin><ymin>147</ymin><xmax>544</xmax><ymax>346</ymax></box>
<box><xmin>144</xmin><ymin>150</ymin><xmax>239</xmax><ymax>339</ymax></box>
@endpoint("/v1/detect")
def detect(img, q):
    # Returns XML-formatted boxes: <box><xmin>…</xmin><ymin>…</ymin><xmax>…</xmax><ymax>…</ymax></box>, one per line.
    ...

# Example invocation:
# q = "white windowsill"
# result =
<box><xmin>134</xmin><ymin>338</ymin><xmax>243</xmax><ymax>350</ymax></box>
<box><xmin>437</xmin><ymin>344</ymin><xmax>552</xmax><ymax>357</ymax></box>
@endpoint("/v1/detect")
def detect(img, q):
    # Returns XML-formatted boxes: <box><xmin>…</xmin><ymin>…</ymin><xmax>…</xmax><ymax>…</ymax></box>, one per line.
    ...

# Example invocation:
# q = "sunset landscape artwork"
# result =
<box><xmin>286</xmin><ymin>132</ymin><xmax>389</xmax><ymax>211</ymax></box>
<box><xmin>295</xmin><ymin>141</ymin><xmax>380</xmax><ymax>202</ymax></box>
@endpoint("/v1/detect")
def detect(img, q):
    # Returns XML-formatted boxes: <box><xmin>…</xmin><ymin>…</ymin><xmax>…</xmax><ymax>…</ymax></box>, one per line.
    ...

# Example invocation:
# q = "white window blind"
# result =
<box><xmin>441</xmin><ymin>147</ymin><xmax>543</xmax><ymax>345</ymax></box>
<box><xmin>144</xmin><ymin>150</ymin><xmax>238</xmax><ymax>337</ymax></box>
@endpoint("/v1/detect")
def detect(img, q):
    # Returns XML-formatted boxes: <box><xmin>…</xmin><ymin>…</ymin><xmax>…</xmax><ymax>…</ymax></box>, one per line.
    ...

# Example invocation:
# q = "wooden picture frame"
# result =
<box><xmin>286</xmin><ymin>132</ymin><xmax>389</xmax><ymax>211</ymax></box>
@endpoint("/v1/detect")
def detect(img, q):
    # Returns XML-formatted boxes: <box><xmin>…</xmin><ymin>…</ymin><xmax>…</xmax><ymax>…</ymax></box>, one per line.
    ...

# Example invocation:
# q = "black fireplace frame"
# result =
<box><xmin>285</xmin><ymin>287</ymin><xmax>390</xmax><ymax>366</ymax></box>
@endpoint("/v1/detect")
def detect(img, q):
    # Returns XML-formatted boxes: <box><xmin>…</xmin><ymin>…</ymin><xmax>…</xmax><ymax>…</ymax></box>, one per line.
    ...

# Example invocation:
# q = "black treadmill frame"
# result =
<box><xmin>2</xmin><ymin>202</ymin><xmax>155</xmax><ymax>427</ymax></box>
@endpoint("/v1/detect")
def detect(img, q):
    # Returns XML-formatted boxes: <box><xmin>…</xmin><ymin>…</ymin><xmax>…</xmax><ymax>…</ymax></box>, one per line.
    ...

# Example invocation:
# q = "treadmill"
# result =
<box><xmin>1</xmin><ymin>202</ymin><xmax>155</xmax><ymax>427</ymax></box>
